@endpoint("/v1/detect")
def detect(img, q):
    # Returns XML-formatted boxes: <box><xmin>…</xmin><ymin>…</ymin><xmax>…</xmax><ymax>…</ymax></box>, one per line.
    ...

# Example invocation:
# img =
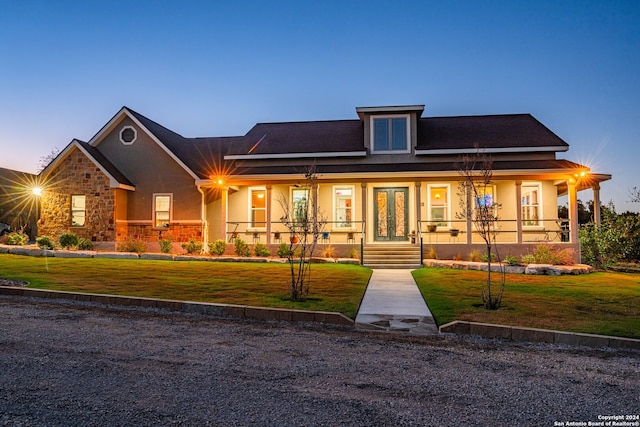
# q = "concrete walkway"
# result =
<box><xmin>355</xmin><ymin>269</ymin><xmax>438</xmax><ymax>335</ymax></box>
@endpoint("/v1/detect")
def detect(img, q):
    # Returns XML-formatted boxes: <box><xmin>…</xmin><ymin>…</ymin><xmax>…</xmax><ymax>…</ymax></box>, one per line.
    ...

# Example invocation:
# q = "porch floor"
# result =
<box><xmin>355</xmin><ymin>269</ymin><xmax>437</xmax><ymax>335</ymax></box>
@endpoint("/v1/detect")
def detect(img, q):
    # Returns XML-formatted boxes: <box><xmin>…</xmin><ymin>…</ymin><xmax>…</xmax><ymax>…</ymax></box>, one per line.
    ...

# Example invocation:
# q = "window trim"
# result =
<box><xmin>153</xmin><ymin>193</ymin><xmax>172</xmax><ymax>229</ymax></box>
<box><xmin>248</xmin><ymin>187</ymin><xmax>267</xmax><ymax>231</ymax></box>
<box><xmin>332</xmin><ymin>185</ymin><xmax>356</xmax><ymax>230</ymax></box>
<box><xmin>521</xmin><ymin>182</ymin><xmax>543</xmax><ymax>228</ymax></box>
<box><xmin>426</xmin><ymin>184</ymin><xmax>451</xmax><ymax>229</ymax></box>
<box><xmin>370</xmin><ymin>114</ymin><xmax>411</xmax><ymax>154</ymax></box>
<box><xmin>71</xmin><ymin>194</ymin><xmax>86</xmax><ymax>227</ymax></box>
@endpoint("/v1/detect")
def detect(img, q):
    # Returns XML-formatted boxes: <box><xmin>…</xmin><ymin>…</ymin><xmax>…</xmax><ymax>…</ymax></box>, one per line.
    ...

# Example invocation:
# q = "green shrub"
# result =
<box><xmin>208</xmin><ymin>239</ymin><xmax>227</xmax><ymax>256</ymax></box>
<box><xmin>253</xmin><ymin>242</ymin><xmax>270</xmax><ymax>257</ymax></box>
<box><xmin>522</xmin><ymin>245</ymin><xmax>575</xmax><ymax>265</ymax></box>
<box><xmin>579</xmin><ymin>212</ymin><xmax>640</xmax><ymax>268</ymax></box>
<box><xmin>6</xmin><ymin>232</ymin><xmax>28</xmax><ymax>246</ymax></box>
<box><xmin>277</xmin><ymin>242</ymin><xmax>292</xmax><ymax>258</ymax></box>
<box><xmin>117</xmin><ymin>238</ymin><xmax>147</xmax><ymax>253</ymax></box>
<box><xmin>77</xmin><ymin>238</ymin><xmax>94</xmax><ymax>251</ymax></box>
<box><xmin>481</xmin><ymin>253</ymin><xmax>497</xmax><ymax>263</ymax></box>
<box><xmin>36</xmin><ymin>236</ymin><xmax>55</xmax><ymax>250</ymax></box>
<box><xmin>234</xmin><ymin>238</ymin><xmax>251</xmax><ymax>257</ymax></box>
<box><xmin>158</xmin><ymin>238</ymin><xmax>173</xmax><ymax>254</ymax></box>
<box><xmin>59</xmin><ymin>232</ymin><xmax>79</xmax><ymax>249</ymax></box>
<box><xmin>181</xmin><ymin>239</ymin><xmax>203</xmax><ymax>255</ymax></box>
<box><xmin>504</xmin><ymin>255</ymin><xmax>519</xmax><ymax>265</ymax></box>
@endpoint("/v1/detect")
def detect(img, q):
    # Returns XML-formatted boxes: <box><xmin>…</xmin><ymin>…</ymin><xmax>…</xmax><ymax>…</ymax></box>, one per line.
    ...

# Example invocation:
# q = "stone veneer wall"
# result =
<box><xmin>39</xmin><ymin>150</ymin><xmax>116</xmax><ymax>242</ymax></box>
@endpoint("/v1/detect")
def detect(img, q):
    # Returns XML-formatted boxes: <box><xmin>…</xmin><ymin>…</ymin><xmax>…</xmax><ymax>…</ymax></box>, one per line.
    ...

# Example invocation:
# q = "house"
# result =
<box><xmin>35</xmin><ymin>104</ymin><xmax>610</xmax><ymax>266</ymax></box>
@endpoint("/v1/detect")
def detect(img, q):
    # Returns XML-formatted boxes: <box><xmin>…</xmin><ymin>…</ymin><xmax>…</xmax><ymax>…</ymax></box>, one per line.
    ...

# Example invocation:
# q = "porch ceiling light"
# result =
<box><xmin>32</xmin><ymin>187</ymin><xmax>42</xmax><ymax>196</ymax></box>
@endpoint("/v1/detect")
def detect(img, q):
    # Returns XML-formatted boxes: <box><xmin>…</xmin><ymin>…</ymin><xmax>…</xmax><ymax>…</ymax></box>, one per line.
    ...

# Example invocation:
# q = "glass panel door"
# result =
<box><xmin>373</xmin><ymin>187</ymin><xmax>408</xmax><ymax>241</ymax></box>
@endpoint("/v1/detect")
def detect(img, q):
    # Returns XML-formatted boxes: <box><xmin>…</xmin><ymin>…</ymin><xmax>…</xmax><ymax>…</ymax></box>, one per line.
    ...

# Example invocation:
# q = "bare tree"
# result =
<box><xmin>456</xmin><ymin>149</ymin><xmax>505</xmax><ymax>310</ymax></box>
<box><xmin>37</xmin><ymin>146</ymin><xmax>62</xmax><ymax>173</ymax></box>
<box><xmin>630</xmin><ymin>187</ymin><xmax>640</xmax><ymax>203</ymax></box>
<box><xmin>276</xmin><ymin>167</ymin><xmax>325</xmax><ymax>302</ymax></box>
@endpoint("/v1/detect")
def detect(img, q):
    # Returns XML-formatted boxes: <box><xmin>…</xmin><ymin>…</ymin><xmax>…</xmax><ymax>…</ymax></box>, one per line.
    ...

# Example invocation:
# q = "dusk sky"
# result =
<box><xmin>1</xmin><ymin>0</ymin><xmax>639</xmax><ymax>212</ymax></box>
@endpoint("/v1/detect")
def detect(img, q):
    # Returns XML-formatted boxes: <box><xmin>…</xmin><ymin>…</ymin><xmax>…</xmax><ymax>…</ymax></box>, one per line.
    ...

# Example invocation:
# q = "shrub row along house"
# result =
<box><xmin>12</xmin><ymin>104</ymin><xmax>610</xmax><ymax>267</ymax></box>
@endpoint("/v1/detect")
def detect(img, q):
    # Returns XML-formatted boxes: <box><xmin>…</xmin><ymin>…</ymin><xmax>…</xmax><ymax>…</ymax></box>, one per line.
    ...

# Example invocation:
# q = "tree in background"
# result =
<box><xmin>579</xmin><ymin>203</ymin><xmax>640</xmax><ymax>268</ymax></box>
<box><xmin>630</xmin><ymin>187</ymin><xmax>640</xmax><ymax>203</ymax></box>
<box><xmin>37</xmin><ymin>146</ymin><xmax>62</xmax><ymax>173</ymax></box>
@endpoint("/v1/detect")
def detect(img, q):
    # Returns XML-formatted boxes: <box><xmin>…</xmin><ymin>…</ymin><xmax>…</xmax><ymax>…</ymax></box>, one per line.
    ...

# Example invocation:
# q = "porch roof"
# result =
<box><xmin>226</xmin><ymin>159</ymin><xmax>595</xmax><ymax>180</ymax></box>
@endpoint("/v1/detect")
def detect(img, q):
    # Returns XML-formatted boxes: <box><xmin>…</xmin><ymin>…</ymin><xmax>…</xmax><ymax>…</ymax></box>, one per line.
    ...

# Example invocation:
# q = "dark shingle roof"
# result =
<box><xmin>230</xmin><ymin>159</ymin><xmax>585</xmax><ymax>177</ymax></box>
<box><xmin>417</xmin><ymin>114</ymin><xmax>569</xmax><ymax>151</ymax></box>
<box><xmin>121</xmin><ymin>108</ymin><xmax>577</xmax><ymax>180</ymax></box>
<box><xmin>77</xmin><ymin>141</ymin><xmax>135</xmax><ymax>187</ymax></box>
<box><xmin>232</xmin><ymin>120</ymin><xmax>364</xmax><ymax>155</ymax></box>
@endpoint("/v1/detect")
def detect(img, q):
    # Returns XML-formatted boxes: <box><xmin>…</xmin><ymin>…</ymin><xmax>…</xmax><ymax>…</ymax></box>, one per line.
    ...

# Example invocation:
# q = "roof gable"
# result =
<box><xmin>41</xmin><ymin>140</ymin><xmax>135</xmax><ymax>190</ymax></box>
<box><xmin>89</xmin><ymin>107</ymin><xmax>200</xmax><ymax>180</ymax></box>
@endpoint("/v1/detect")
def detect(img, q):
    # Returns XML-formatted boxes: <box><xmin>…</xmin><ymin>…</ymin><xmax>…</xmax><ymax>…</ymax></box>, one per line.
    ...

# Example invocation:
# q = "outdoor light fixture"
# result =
<box><xmin>32</xmin><ymin>187</ymin><xmax>42</xmax><ymax>196</ymax></box>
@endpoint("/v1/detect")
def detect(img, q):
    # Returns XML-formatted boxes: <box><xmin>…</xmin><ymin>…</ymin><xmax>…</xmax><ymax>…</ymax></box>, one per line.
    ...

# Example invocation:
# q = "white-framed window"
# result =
<box><xmin>291</xmin><ymin>188</ymin><xmax>309</xmax><ymax>224</ymax></box>
<box><xmin>333</xmin><ymin>185</ymin><xmax>355</xmax><ymax>229</ymax></box>
<box><xmin>154</xmin><ymin>194</ymin><xmax>172</xmax><ymax>228</ymax></box>
<box><xmin>522</xmin><ymin>182</ymin><xmax>542</xmax><ymax>227</ymax></box>
<box><xmin>427</xmin><ymin>184</ymin><xmax>450</xmax><ymax>228</ymax></box>
<box><xmin>248</xmin><ymin>187</ymin><xmax>266</xmax><ymax>229</ymax></box>
<box><xmin>371</xmin><ymin>115</ymin><xmax>410</xmax><ymax>153</ymax></box>
<box><xmin>71</xmin><ymin>195</ymin><xmax>86</xmax><ymax>227</ymax></box>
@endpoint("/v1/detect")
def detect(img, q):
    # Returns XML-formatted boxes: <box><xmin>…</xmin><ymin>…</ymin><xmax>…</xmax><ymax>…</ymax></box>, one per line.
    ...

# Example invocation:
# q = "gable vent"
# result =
<box><xmin>119</xmin><ymin>126</ymin><xmax>137</xmax><ymax>145</ymax></box>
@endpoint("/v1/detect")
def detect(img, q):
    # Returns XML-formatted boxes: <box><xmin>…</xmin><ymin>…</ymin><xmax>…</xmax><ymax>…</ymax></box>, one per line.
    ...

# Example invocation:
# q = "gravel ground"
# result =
<box><xmin>0</xmin><ymin>296</ymin><xmax>638</xmax><ymax>427</ymax></box>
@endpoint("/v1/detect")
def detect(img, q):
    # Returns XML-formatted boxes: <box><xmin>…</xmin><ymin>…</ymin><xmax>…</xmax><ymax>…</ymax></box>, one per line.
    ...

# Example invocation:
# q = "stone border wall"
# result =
<box><xmin>424</xmin><ymin>259</ymin><xmax>593</xmax><ymax>275</ymax></box>
<box><xmin>0</xmin><ymin>287</ymin><xmax>353</xmax><ymax>326</ymax></box>
<box><xmin>440</xmin><ymin>321</ymin><xmax>640</xmax><ymax>350</ymax></box>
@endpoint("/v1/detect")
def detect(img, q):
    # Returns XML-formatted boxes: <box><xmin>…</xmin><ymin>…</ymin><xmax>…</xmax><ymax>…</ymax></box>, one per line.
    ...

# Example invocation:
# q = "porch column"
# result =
<box><xmin>361</xmin><ymin>182</ymin><xmax>367</xmax><ymax>242</ymax></box>
<box><xmin>220</xmin><ymin>186</ymin><xmax>228</xmax><ymax>241</ymax></box>
<box><xmin>515</xmin><ymin>181</ymin><xmax>523</xmax><ymax>243</ymax></box>
<box><xmin>568</xmin><ymin>180</ymin><xmax>579</xmax><ymax>243</ymax></box>
<box><xmin>415</xmin><ymin>182</ymin><xmax>422</xmax><ymax>231</ymax></box>
<box><xmin>466</xmin><ymin>185</ymin><xmax>473</xmax><ymax>245</ymax></box>
<box><xmin>266</xmin><ymin>184</ymin><xmax>272</xmax><ymax>244</ymax></box>
<box><xmin>593</xmin><ymin>184</ymin><xmax>601</xmax><ymax>227</ymax></box>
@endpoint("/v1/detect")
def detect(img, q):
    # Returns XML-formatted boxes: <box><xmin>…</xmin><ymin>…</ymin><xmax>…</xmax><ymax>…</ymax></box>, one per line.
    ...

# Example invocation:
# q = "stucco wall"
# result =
<box><xmin>96</xmin><ymin>117</ymin><xmax>202</xmax><ymax>221</ymax></box>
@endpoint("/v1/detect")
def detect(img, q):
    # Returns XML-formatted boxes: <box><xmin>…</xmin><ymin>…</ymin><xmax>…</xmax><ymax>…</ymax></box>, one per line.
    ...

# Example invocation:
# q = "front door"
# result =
<box><xmin>374</xmin><ymin>187</ymin><xmax>409</xmax><ymax>241</ymax></box>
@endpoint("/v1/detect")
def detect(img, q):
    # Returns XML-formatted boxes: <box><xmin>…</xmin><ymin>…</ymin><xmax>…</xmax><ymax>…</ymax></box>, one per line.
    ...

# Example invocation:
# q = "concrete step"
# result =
<box><xmin>363</xmin><ymin>244</ymin><xmax>422</xmax><ymax>269</ymax></box>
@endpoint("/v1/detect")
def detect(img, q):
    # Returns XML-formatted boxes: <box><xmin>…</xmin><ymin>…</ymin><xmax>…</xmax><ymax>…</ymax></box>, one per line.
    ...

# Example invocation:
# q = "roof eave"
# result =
<box><xmin>415</xmin><ymin>146</ymin><xmax>569</xmax><ymax>155</ymax></box>
<box><xmin>224</xmin><ymin>151</ymin><xmax>367</xmax><ymax>160</ymax></box>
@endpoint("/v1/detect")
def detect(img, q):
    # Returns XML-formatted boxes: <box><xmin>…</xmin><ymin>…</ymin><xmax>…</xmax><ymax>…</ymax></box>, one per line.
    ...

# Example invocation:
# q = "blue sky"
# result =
<box><xmin>1</xmin><ymin>0</ymin><xmax>639</xmax><ymax>212</ymax></box>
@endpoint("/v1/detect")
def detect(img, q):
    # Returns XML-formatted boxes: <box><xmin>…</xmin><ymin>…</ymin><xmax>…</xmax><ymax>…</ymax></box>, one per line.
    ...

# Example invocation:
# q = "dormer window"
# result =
<box><xmin>371</xmin><ymin>115</ymin><xmax>410</xmax><ymax>153</ymax></box>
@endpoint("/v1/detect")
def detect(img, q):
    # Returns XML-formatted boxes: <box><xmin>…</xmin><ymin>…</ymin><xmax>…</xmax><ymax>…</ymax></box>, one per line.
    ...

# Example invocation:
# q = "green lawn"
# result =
<box><xmin>413</xmin><ymin>267</ymin><xmax>640</xmax><ymax>339</ymax></box>
<box><xmin>0</xmin><ymin>254</ymin><xmax>371</xmax><ymax>319</ymax></box>
<box><xmin>2</xmin><ymin>253</ymin><xmax>639</xmax><ymax>339</ymax></box>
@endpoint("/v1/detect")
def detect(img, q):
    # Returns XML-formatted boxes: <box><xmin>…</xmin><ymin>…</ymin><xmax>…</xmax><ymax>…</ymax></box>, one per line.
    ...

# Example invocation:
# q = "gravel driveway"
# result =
<box><xmin>1</xmin><ymin>296</ymin><xmax>638</xmax><ymax>426</ymax></box>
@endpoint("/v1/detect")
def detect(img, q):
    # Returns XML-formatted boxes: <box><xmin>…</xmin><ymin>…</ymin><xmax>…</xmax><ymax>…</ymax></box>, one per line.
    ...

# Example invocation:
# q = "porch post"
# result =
<box><xmin>515</xmin><ymin>181</ymin><xmax>523</xmax><ymax>243</ymax></box>
<box><xmin>568</xmin><ymin>180</ymin><xmax>579</xmax><ymax>243</ymax></box>
<box><xmin>220</xmin><ymin>186</ymin><xmax>228</xmax><ymax>242</ymax></box>
<box><xmin>415</xmin><ymin>181</ymin><xmax>422</xmax><ymax>228</ymax></box>
<box><xmin>266</xmin><ymin>184</ymin><xmax>272</xmax><ymax>244</ymax></box>
<box><xmin>361</xmin><ymin>182</ymin><xmax>367</xmax><ymax>242</ymax></box>
<box><xmin>593</xmin><ymin>184</ymin><xmax>601</xmax><ymax>227</ymax></box>
<box><xmin>466</xmin><ymin>185</ymin><xmax>473</xmax><ymax>245</ymax></box>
